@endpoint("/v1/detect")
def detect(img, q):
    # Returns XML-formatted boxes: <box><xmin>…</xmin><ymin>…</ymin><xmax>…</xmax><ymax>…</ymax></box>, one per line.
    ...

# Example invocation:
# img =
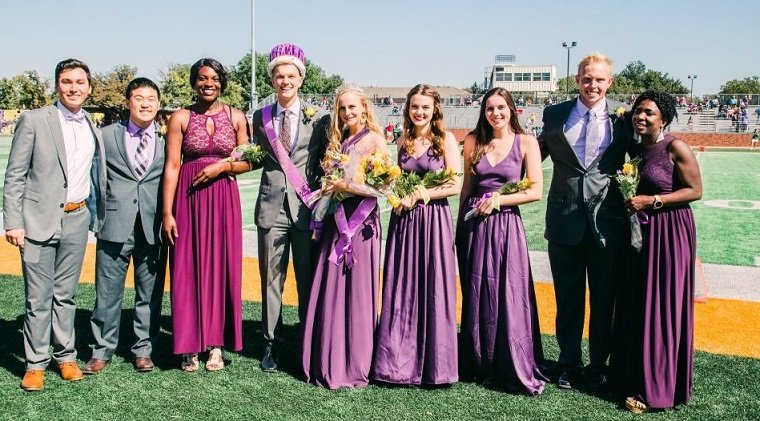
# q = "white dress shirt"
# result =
<box><xmin>563</xmin><ymin>99</ymin><xmax>612</xmax><ymax>167</ymax></box>
<box><xmin>56</xmin><ymin>102</ymin><xmax>95</xmax><ymax>203</ymax></box>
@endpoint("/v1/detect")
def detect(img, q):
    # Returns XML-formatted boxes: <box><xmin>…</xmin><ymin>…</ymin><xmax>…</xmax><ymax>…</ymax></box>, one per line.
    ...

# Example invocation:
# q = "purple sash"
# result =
<box><xmin>327</xmin><ymin>126</ymin><xmax>376</xmax><ymax>268</ymax></box>
<box><xmin>328</xmin><ymin>198</ymin><xmax>376</xmax><ymax>268</ymax></box>
<box><xmin>262</xmin><ymin>104</ymin><xmax>319</xmax><ymax>209</ymax></box>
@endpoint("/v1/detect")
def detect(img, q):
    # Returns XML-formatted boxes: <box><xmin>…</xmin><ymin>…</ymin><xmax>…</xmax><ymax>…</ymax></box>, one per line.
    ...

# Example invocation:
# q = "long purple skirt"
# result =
<box><xmin>301</xmin><ymin>197</ymin><xmax>380</xmax><ymax>389</ymax></box>
<box><xmin>170</xmin><ymin>157</ymin><xmax>243</xmax><ymax>354</ymax></box>
<box><xmin>373</xmin><ymin>199</ymin><xmax>458</xmax><ymax>385</ymax></box>
<box><xmin>456</xmin><ymin>200</ymin><xmax>546</xmax><ymax>395</ymax></box>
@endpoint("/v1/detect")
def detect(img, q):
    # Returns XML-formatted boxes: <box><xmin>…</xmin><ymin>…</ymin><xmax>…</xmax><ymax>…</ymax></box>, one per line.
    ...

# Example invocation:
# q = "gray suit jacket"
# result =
<box><xmin>539</xmin><ymin>98</ymin><xmax>634</xmax><ymax>247</ymax></box>
<box><xmin>251</xmin><ymin>102</ymin><xmax>330</xmax><ymax>230</ymax></box>
<box><xmin>97</xmin><ymin>121</ymin><xmax>165</xmax><ymax>245</ymax></box>
<box><xmin>3</xmin><ymin>105</ymin><xmax>106</xmax><ymax>242</ymax></box>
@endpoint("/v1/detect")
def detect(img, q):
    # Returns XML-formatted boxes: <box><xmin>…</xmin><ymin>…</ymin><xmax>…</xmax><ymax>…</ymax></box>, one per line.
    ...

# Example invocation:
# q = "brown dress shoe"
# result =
<box><xmin>83</xmin><ymin>358</ymin><xmax>109</xmax><ymax>375</ymax></box>
<box><xmin>21</xmin><ymin>370</ymin><xmax>44</xmax><ymax>391</ymax></box>
<box><xmin>58</xmin><ymin>362</ymin><xmax>84</xmax><ymax>381</ymax></box>
<box><xmin>134</xmin><ymin>357</ymin><xmax>155</xmax><ymax>372</ymax></box>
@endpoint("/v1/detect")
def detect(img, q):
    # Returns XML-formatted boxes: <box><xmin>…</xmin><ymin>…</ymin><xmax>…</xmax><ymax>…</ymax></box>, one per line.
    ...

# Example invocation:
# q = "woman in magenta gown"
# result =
<box><xmin>162</xmin><ymin>59</ymin><xmax>250</xmax><ymax>372</ymax></box>
<box><xmin>456</xmin><ymin>87</ymin><xmax>547</xmax><ymax>394</ymax></box>
<box><xmin>614</xmin><ymin>91</ymin><xmax>702</xmax><ymax>414</ymax></box>
<box><xmin>301</xmin><ymin>85</ymin><xmax>389</xmax><ymax>389</ymax></box>
<box><xmin>373</xmin><ymin>84</ymin><xmax>460</xmax><ymax>386</ymax></box>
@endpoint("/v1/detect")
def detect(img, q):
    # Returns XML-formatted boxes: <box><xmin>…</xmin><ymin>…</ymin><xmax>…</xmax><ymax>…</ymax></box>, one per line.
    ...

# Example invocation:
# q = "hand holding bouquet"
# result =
<box><xmin>387</xmin><ymin>168</ymin><xmax>459</xmax><ymax>209</ymax></box>
<box><xmin>225</xmin><ymin>144</ymin><xmax>266</xmax><ymax>165</ymax></box>
<box><xmin>356</xmin><ymin>150</ymin><xmax>401</xmax><ymax>195</ymax></box>
<box><xmin>464</xmin><ymin>177</ymin><xmax>535</xmax><ymax>221</ymax></box>
<box><xmin>611</xmin><ymin>157</ymin><xmax>643</xmax><ymax>251</ymax></box>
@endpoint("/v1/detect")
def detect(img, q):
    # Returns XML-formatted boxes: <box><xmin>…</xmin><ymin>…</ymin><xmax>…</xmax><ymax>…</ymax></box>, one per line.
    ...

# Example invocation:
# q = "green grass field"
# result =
<box><xmin>2</xmin><ymin>137</ymin><xmax>760</xmax><ymax>266</ymax></box>
<box><xmin>0</xmin><ymin>275</ymin><xmax>757</xmax><ymax>420</ymax></box>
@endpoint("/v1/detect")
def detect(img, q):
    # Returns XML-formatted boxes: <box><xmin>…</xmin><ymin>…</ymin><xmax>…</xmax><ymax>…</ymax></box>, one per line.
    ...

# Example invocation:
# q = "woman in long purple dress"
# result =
<box><xmin>373</xmin><ymin>84</ymin><xmax>460</xmax><ymax>386</ymax></box>
<box><xmin>162</xmin><ymin>59</ymin><xmax>249</xmax><ymax>372</ymax></box>
<box><xmin>301</xmin><ymin>85</ymin><xmax>388</xmax><ymax>389</ymax></box>
<box><xmin>456</xmin><ymin>87</ymin><xmax>546</xmax><ymax>394</ymax></box>
<box><xmin>618</xmin><ymin>91</ymin><xmax>702</xmax><ymax>413</ymax></box>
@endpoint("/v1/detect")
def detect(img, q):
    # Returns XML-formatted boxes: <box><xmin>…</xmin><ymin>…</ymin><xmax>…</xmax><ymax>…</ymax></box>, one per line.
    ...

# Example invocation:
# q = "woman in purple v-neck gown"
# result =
<box><xmin>456</xmin><ymin>88</ymin><xmax>547</xmax><ymax>395</ymax></box>
<box><xmin>373</xmin><ymin>85</ymin><xmax>460</xmax><ymax>386</ymax></box>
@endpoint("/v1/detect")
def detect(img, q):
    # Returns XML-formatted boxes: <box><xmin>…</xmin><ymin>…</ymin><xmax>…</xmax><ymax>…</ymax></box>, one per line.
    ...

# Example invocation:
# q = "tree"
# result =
<box><xmin>0</xmin><ymin>71</ymin><xmax>50</xmax><ymax>109</ymax></box>
<box><xmin>468</xmin><ymin>82</ymin><xmax>481</xmax><ymax>95</ymax></box>
<box><xmin>607</xmin><ymin>61</ymin><xmax>688</xmax><ymax>94</ymax></box>
<box><xmin>159</xmin><ymin>63</ymin><xmax>193</xmax><ymax>109</ymax></box>
<box><xmin>88</xmin><ymin>65</ymin><xmax>137</xmax><ymax>110</ymax></box>
<box><xmin>555</xmin><ymin>75</ymin><xmax>579</xmax><ymax>98</ymax></box>
<box><xmin>720</xmin><ymin>76</ymin><xmax>760</xmax><ymax>94</ymax></box>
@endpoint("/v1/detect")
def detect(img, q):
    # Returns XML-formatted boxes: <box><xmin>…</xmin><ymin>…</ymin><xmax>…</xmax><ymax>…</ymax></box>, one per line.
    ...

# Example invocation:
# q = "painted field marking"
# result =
<box><xmin>702</xmin><ymin>200</ymin><xmax>760</xmax><ymax>210</ymax></box>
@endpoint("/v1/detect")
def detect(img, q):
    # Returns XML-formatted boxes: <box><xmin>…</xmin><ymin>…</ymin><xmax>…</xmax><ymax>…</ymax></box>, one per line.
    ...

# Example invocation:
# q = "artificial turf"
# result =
<box><xmin>0</xmin><ymin>275</ymin><xmax>757</xmax><ymax>420</ymax></box>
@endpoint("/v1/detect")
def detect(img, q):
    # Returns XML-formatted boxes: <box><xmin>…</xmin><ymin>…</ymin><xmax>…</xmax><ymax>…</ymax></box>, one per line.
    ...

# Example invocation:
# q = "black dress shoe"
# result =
<box><xmin>558</xmin><ymin>370</ymin><xmax>577</xmax><ymax>390</ymax></box>
<box><xmin>261</xmin><ymin>344</ymin><xmax>278</xmax><ymax>373</ymax></box>
<box><xmin>583</xmin><ymin>366</ymin><xmax>608</xmax><ymax>391</ymax></box>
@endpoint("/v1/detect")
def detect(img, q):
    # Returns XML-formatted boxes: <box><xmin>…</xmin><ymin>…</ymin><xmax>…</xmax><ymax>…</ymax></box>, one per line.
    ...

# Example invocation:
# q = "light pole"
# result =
<box><xmin>562</xmin><ymin>41</ymin><xmax>577</xmax><ymax>100</ymax></box>
<box><xmin>688</xmin><ymin>74</ymin><xmax>697</xmax><ymax>103</ymax></box>
<box><xmin>250</xmin><ymin>0</ymin><xmax>258</xmax><ymax>111</ymax></box>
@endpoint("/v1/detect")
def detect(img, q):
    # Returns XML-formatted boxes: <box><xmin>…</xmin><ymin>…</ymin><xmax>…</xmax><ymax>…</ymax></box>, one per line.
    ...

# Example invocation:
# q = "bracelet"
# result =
<box><xmin>228</xmin><ymin>161</ymin><xmax>234</xmax><ymax>172</ymax></box>
<box><xmin>491</xmin><ymin>192</ymin><xmax>501</xmax><ymax>212</ymax></box>
<box><xmin>414</xmin><ymin>185</ymin><xmax>430</xmax><ymax>205</ymax></box>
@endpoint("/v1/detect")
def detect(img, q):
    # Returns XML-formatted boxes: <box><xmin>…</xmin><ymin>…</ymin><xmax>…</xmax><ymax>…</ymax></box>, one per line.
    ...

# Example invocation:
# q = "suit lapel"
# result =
<box><xmin>46</xmin><ymin>106</ymin><xmax>69</xmax><ymax>180</ymax></box>
<box><xmin>144</xmin><ymin>122</ymin><xmax>165</xmax><ymax>176</ymax></box>
<box><xmin>114</xmin><ymin>122</ymin><xmax>139</xmax><ymax>179</ymax></box>
<box><xmin>556</xmin><ymin>99</ymin><xmax>585</xmax><ymax>171</ymax></box>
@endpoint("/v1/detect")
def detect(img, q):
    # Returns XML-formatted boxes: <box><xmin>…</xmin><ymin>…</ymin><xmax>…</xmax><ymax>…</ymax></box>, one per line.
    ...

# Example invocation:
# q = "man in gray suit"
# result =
<box><xmin>539</xmin><ymin>53</ymin><xmax>633</xmax><ymax>390</ymax></box>
<box><xmin>3</xmin><ymin>59</ymin><xmax>106</xmax><ymax>391</ymax></box>
<box><xmin>84</xmin><ymin>78</ymin><xmax>166</xmax><ymax>375</ymax></box>
<box><xmin>250</xmin><ymin>43</ymin><xmax>329</xmax><ymax>372</ymax></box>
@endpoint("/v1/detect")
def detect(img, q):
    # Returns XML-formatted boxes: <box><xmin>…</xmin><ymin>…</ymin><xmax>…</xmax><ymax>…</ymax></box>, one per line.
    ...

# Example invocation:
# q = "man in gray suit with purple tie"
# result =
<box><xmin>84</xmin><ymin>78</ymin><xmax>167</xmax><ymax>375</ymax></box>
<box><xmin>3</xmin><ymin>59</ymin><xmax>106</xmax><ymax>391</ymax></box>
<box><xmin>249</xmin><ymin>43</ymin><xmax>330</xmax><ymax>372</ymax></box>
<box><xmin>539</xmin><ymin>53</ymin><xmax>634</xmax><ymax>390</ymax></box>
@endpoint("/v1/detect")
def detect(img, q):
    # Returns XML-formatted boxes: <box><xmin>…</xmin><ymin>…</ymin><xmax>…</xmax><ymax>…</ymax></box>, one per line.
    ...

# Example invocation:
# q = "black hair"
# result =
<box><xmin>632</xmin><ymin>90</ymin><xmax>678</xmax><ymax>127</ymax></box>
<box><xmin>54</xmin><ymin>58</ymin><xmax>91</xmax><ymax>87</ymax></box>
<box><xmin>189</xmin><ymin>58</ymin><xmax>227</xmax><ymax>93</ymax></box>
<box><xmin>125</xmin><ymin>77</ymin><xmax>161</xmax><ymax>99</ymax></box>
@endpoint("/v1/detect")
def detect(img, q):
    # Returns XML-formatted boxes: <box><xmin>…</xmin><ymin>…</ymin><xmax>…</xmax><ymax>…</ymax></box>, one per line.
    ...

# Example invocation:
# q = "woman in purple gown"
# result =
<box><xmin>618</xmin><ymin>91</ymin><xmax>702</xmax><ymax>414</ymax></box>
<box><xmin>456</xmin><ymin>87</ymin><xmax>546</xmax><ymax>394</ymax></box>
<box><xmin>373</xmin><ymin>84</ymin><xmax>460</xmax><ymax>386</ymax></box>
<box><xmin>162</xmin><ymin>59</ymin><xmax>249</xmax><ymax>372</ymax></box>
<box><xmin>301</xmin><ymin>85</ymin><xmax>388</xmax><ymax>389</ymax></box>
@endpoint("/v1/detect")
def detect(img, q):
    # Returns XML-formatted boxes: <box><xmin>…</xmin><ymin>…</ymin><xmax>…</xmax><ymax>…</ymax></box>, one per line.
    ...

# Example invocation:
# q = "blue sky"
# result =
<box><xmin>1</xmin><ymin>0</ymin><xmax>756</xmax><ymax>96</ymax></box>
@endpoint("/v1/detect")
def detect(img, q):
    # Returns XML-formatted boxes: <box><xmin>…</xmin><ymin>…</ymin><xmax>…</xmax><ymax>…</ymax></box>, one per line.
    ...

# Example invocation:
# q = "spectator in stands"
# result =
<box><xmin>755</xmin><ymin>107</ymin><xmax>760</xmax><ymax>123</ymax></box>
<box><xmin>751</xmin><ymin>128</ymin><xmax>759</xmax><ymax>150</ymax></box>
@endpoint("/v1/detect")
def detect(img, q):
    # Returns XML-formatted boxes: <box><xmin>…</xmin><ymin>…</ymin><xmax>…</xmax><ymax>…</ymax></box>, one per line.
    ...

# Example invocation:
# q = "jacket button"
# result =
<box><xmin>63</xmin><ymin>183</ymin><xmax>67</xmax><ymax>188</ymax></box>
<box><xmin>60</xmin><ymin>203</ymin><xmax>64</xmax><ymax>208</ymax></box>
<box><xmin>281</xmin><ymin>187</ymin><xmax>286</xmax><ymax>192</ymax></box>
<box><xmin>133</xmin><ymin>199</ymin><xmax>138</xmax><ymax>204</ymax></box>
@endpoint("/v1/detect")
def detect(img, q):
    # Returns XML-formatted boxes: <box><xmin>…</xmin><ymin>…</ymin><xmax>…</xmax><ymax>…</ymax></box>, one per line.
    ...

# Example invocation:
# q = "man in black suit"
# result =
<box><xmin>539</xmin><ymin>53</ymin><xmax>633</xmax><ymax>390</ymax></box>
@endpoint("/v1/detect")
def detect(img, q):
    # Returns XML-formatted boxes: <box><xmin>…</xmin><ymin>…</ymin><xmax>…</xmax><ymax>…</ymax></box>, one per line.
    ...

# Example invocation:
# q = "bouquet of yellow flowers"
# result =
<box><xmin>387</xmin><ymin>168</ymin><xmax>459</xmax><ymax>208</ymax></box>
<box><xmin>356</xmin><ymin>150</ymin><xmax>401</xmax><ymax>194</ymax></box>
<box><xmin>225</xmin><ymin>144</ymin><xmax>266</xmax><ymax>165</ymax></box>
<box><xmin>320</xmin><ymin>150</ymin><xmax>351</xmax><ymax>201</ymax></box>
<box><xmin>464</xmin><ymin>176</ymin><xmax>534</xmax><ymax>221</ymax></box>
<box><xmin>611</xmin><ymin>157</ymin><xmax>643</xmax><ymax>251</ymax></box>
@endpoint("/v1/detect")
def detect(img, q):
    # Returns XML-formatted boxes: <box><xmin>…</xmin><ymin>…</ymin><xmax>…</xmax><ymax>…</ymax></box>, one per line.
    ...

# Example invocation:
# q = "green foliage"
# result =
<box><xmin>0</xmin><ymin>71</ymin><xmax>50</xmax><ymax>109</ymax></box>
<box><xmin>468</xmin><ymin>82</ymin><xmax>481</xmax><ymax>94</ymax></box>
<box><xmin>231</xmin><ymin>52</ymin><xmax>274</xmax><ymax>105</ymax></box>
<box><xmin>301</xmin><ymin>60</ymin><xmax>343</xmax><ymax>95</ymax></box>
<box><xmin>555</xmin><ymin>75</ymin><xmax>579</xmax><ymax>97</ymax></box>
<box><xmin>88</xmin><ymin>65</ymin><xmax>137</xmax><ymax>110</ymax></box>
<box><xmin>608</xmin><ymin>60</ymin><xmax>688</xmax><ymax>94</ymax></box>
<box><xmin>158</xmin><ymin>63</ymin><xmax>193</xmax><ymax>109</ymax></box>
<box><xmin>720</xmin><ymin>76</ymin><xmax>760</xmax><ymax>94</ymax></box>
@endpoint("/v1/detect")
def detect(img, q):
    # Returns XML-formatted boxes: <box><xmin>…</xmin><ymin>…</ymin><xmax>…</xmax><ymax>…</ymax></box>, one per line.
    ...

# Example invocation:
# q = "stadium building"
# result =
<box><xmin>484</xmin><ymin>55</ymin><xmax>557</xmax><ymax>96</ymax></box>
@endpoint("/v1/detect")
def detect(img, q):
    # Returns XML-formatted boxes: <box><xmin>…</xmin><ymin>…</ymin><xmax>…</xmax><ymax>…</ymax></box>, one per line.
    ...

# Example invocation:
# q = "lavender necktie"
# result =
<box><xmin>584</xmin><ymin>109</ymin><xmax>600</xmax><ymax>167</ymax></box>
<box><xmin>134</xmin><ymin>129</ymin><xmax>151</xmax><ymax>178</ymax></box>
<box><xmin>280</xmin><ymin>110</ymin><xmax>292</xmax><ymax>154</ymax></box>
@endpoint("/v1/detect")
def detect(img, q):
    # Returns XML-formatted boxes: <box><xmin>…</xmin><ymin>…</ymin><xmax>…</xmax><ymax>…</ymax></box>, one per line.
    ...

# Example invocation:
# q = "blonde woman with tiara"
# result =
<box><xmin>372</xmin><ymin>84</ymin><xmax>461</xmax><ymax>386</ymax></box>
<box><xmin>300</xmin><ymin>85</ymin><xmax>388</xmax><ymax>389</ymax></box>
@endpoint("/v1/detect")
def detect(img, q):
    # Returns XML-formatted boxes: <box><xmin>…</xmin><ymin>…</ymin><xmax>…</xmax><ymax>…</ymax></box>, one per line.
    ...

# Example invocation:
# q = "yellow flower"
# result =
<box><xmin>339</xmin><ymin>154</ymin><xmax>350</xmax><ymax>164</ymax></box>
<box><xmin>304</xmin><ymin>107</ymin><xmax>317</xmax><ymax>118</ymax></box>
<box><xmin>387</xmin><ymin>195</ymin><xmax>401</xmax><ymax>208</ymax></box>
<box><xmin>388</xmin><ymin>165</ymin><xmax>402</xmax><ymax>179</ymax></box>
<box><xmin>615</xmin><ymin>106</ymin><xmax>626</xmax><ymax>117</ymax></box>
<box><xmin>622</xmin><ymin>162</ymin><xmax>636</xmax><ymax>176</ymax></box>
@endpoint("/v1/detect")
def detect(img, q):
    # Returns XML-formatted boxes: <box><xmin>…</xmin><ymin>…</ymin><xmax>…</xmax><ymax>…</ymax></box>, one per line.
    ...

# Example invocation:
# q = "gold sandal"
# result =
<box><xmin>206</xmin><ymin>348</ymin><xmax>225</xmax><ymax>372</ymax></box>
<box><xmin>625</xmin><ymin>397</ymin><xmax>649</xmax><ymax>414</ymax></box>
<box><xmin>181</xmin><ymin>353</ymin><xmax>199</xmax><ymax>372</ymax></box>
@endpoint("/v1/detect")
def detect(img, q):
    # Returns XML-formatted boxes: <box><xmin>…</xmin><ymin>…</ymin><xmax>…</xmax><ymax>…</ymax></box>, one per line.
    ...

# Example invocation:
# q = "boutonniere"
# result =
<box><xmin>610</xmin><ymin>106</ymin><xmax>627</xmax><ymax>123</ymax></box>
<box><xmin>302</xmin><ymin>106</ymin><xmax>318</xmax><ymax>125</ymax></box>
<box><xmin>159</xmin><ymin>123</ymin><xmax>168</xmax><ymax>137</ymax></box>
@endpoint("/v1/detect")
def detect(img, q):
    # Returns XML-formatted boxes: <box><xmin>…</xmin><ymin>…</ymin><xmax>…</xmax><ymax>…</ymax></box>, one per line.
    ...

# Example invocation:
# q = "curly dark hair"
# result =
<box><xmin>189</xmin><ymin>58</ymin><xmax>227</xmax><ymax>93</ymax></box>
<box><xmin>631</xmin><ymin>90</ymin><xmax>678</xmax><ymax>128</ymax></box>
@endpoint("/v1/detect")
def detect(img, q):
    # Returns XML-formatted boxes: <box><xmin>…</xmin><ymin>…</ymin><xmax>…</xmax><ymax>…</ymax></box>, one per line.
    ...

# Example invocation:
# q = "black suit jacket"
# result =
<box><xmin>539</xmin><ymin>98</ymin><xmax>635</xmax><ymax>247</ymax></box>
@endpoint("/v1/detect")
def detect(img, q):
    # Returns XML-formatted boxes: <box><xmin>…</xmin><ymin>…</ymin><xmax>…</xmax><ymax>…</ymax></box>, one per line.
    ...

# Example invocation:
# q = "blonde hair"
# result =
<box><xmin>576</xmin><ymin>52</ymin><xmax>613</xmax><ymax>75</ymax></box>
<box><xmin>402</xmin><ymin>84</ymin><xmax>447</xmax><ymax>157</ymax></box>
<box><xmin>323</xmin><ymin>85</ymin><xmax>381</xmax><ymax>169</ymax></box>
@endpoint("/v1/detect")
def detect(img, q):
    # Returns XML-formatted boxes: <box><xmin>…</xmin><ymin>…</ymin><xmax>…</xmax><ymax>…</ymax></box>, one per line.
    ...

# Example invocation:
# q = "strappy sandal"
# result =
<box><xmin>625</xmin><ymin>397</ymin><xmax>649</xmax><ymax>414</ymax></box>
<box><xmin>181</xmin><ymin>353</ymin><xmax>199</xmax><ymax>372</ymax></box>
<box><xmin>206</xmin><ymin>347</ymin><xmax>225</xmax><ymax>372</ymax></box>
